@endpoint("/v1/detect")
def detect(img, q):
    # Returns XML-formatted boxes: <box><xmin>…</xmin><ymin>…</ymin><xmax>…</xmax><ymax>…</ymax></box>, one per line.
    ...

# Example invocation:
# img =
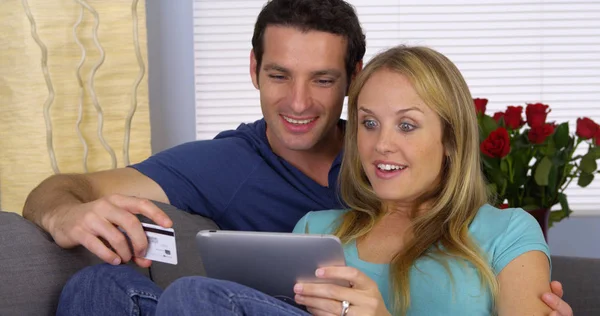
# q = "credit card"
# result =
<box><xmin>141</xmin><ymin>223</ymin><xmax>178</xmax><ymax>265</ymax></box>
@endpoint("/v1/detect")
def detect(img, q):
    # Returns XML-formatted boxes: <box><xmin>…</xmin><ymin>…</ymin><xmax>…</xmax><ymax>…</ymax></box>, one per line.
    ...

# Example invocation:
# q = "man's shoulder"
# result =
<box><xmin>161</xmin><ymin>119</ymin><xmax>268</xmax><ymax>158</ymax></box>
<box><xmin>130</xmin><ymin>121</ymin><xmax>270</xmax><ymax>185</ymax></box>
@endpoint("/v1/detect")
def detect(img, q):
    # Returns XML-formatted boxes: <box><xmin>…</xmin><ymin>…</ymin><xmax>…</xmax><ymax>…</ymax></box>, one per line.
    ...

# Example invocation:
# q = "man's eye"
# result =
<box><xmin>399</xmin><ymin>122</ymin><xmax>416</xmax><ymax>132</ymax></box>
<box><xmin>362</xmin><ymin>120</ymin><xmax>378</xmax><ymax>129</ymax></box>
<box><xmin>268</xmin><ymin>74</ymin><xmax>285</xmax><ymax>80</ymax></box>
<box><xmin>316</xmin><ymin>79</ymin><xmax>334</xmax><ymax>86</ymax></box>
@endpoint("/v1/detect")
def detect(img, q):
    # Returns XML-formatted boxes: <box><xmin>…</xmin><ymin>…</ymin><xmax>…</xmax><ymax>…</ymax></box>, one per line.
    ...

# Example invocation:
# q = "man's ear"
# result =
<box><xmin>250</xmin><ymin>49</ymin><xmax>259</xmax><ymax>89</ymax></box>
<box><xmin>346</xmin><ymin>60</ymin><xmax>363</xmax><ymax>95</ymax></box>
<box><xmin>352</xmin><ymin>60</ymin><xmax>364</xmax><ymax>81</ymax></box>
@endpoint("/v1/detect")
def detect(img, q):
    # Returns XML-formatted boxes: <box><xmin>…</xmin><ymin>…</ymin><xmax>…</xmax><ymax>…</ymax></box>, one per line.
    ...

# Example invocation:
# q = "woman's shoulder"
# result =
<box><xmin>469</xmin><ymin>204</ymin><xmax>549</xmax><ymax>273</ymax></box>
<box><xmin>470</xmin><ymin>204</ymin><xmax>542</xmax><ymax>237</ymax></box>
<box><xmin>292</xmin><ymin>209</ymin><xmax>349</xmax><ymax>235</ymax></box>
<box><xmin>472</xmin><ymin>204</ymin><xmax>531</xmax><ymax>225</ymax></box>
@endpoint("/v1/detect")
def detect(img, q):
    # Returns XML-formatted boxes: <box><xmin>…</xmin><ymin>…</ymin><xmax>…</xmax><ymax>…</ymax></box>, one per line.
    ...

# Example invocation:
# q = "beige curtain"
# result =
<box><xmin>0</xmin><ymin>0</ymin><xmax>151</xmax><ymax>214</ymax></box>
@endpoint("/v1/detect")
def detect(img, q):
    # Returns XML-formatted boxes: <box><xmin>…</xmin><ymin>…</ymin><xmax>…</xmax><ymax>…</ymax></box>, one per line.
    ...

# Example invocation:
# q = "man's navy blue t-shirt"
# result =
<box><xmin>130</xmin><ymin>119</ymin><xmax>345</xmax><ymax>232</ymax></box>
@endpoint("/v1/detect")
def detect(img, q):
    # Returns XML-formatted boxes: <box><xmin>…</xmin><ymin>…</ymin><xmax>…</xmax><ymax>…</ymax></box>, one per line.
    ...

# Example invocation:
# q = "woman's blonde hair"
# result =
<box><xmin>336</xmin><ymin>45</ymin><xmax>498</xmax><ymax>314</ymax></box>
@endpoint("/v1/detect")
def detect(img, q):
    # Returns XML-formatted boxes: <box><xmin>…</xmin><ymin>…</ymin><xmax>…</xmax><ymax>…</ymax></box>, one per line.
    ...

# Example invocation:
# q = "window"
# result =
<box><xmin>193</xmin><ymin>0</ymin><xmax>600</xmax><ymax>214</ymax></box>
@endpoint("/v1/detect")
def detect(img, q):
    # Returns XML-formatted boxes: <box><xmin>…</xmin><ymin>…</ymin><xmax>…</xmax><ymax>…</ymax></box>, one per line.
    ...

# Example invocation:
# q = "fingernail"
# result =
<box><xmin>315</xmin><ymin>268</ymin><xmax>324</xmax><ymax>277</ymax></box>
<box><xmin>295</xmin><ymin>294</ymin><xmax>304</xmax><ymax>302</ymax></box>
<box><xmin>294</xmin><ymin>284</ymin><xmax>303</xmax><ymax>293</ymax></box>
<box><xmin>112</xmin><ymin>258</ymin><xmax>121</xmax><ymax>265</ymax></box>
<box><xmin>542</xmin><ymin>293</ymin><xmax>555</xmax><ymax>303</ymax></box>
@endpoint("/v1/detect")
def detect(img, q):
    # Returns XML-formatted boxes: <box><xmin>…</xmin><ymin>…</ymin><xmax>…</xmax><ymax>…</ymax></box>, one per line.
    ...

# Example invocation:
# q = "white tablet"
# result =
<box><xmin>195</xmin><ymin>230</ymin><xmax>348</xmax><ymax>306</ymax></box>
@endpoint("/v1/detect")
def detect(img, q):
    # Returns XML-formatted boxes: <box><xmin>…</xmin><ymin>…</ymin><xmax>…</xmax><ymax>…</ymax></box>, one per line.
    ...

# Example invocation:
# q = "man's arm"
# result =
<box><xmin>23</xmin><ymin>168</ymin><xmax>172</xmax><ymax>267</ymax></box>
<box><xmin>496</xmin><ymin>250</ymin><xmax>552</xmax><ymax>315</ymax></box>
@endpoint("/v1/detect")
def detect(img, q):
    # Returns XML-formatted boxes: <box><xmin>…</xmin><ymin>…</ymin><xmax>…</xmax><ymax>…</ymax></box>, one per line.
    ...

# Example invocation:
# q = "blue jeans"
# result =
<box><xmin>57</xmin><ymin>264</ymin><xmax>310</xmax><ymax>316</ymax></box>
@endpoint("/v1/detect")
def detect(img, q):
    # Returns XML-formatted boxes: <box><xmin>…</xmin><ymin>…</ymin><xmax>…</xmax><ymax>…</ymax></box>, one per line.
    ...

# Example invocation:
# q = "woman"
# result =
<box><xmin>285</xmin><ymin>45</ymin><xmax>552</xmax><ymax>315</ymax></box>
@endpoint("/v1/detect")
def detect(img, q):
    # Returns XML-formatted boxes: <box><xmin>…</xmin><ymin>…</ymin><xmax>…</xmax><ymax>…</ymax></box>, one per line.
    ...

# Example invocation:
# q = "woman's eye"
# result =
<box><xmin>399</xmin><ymin>122</ymin><xmax>415</xmax><ymax>132</ymax></box>
<box><xmin>362</xmin><ymin>120</ymin><xmax>378</xmax><ymax>129</ymax></box>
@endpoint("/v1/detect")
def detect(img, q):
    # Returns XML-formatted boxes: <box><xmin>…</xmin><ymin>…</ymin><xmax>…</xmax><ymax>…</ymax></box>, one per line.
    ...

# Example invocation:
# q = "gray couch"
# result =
<box><xmin>0</xmin><ymin>202</ymin><xmax>599</xmax><ymax>315</ymax></box>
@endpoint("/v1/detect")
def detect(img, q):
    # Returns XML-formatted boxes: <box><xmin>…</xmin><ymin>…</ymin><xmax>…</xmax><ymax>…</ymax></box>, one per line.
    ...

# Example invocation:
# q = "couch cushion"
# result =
<box><xmin>551</xmin><ymin>255</ymin><xmax>600</xmax><ymax>315</ymax></box>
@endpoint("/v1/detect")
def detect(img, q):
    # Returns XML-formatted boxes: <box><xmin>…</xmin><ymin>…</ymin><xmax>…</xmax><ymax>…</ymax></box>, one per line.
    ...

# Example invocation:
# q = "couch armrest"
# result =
<box><xmin>0</xmin><ymin>211</ymin><xmax>106</xmax><ymax>315</ymax></box>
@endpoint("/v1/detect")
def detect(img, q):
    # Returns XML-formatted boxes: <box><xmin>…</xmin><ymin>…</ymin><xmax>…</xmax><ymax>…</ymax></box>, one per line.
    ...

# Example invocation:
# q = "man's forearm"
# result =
<box><xmin>23</xmin><ymin>174</ymin><xmax>96</xmax><ymax>231</ymax></box>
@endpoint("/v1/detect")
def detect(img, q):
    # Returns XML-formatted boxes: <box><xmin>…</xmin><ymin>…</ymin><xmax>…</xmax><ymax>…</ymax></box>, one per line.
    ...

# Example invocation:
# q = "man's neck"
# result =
<box><xmin>269</xmin><ymin>126</ymin><xmax>344</xmax><ymax>187</ymax></box>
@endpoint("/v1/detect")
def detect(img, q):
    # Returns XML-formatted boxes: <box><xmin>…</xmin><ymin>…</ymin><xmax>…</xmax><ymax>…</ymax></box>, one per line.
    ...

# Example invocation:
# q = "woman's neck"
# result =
<box><xmin>355</xmin><ymin>212</ymin><xmax>413</xmax><ymax>264</ymax></box>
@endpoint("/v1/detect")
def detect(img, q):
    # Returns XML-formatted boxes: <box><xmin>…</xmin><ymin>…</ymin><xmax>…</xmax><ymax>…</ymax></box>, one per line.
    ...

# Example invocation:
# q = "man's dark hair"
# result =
<box><xmin>252</xmin><ymin>0</ymin><xmax>366</xmax><ymax>85</ymax></box>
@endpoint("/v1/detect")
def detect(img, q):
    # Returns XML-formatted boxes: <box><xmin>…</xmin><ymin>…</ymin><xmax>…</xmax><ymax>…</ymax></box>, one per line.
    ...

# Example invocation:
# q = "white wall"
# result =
<box><xmin>145</xmin><ymin>0</ymin><xmax>600</xmax><ymax>259</ymax></box>
<box><xmin>146</xmin><ymin>0</ymin><xmax>197</xmax><ymax>153</ymax></box>
<box><xmin>548</xmin><ymin>217</ymin><xmax>600</xmax><ymax>258</ymax></box>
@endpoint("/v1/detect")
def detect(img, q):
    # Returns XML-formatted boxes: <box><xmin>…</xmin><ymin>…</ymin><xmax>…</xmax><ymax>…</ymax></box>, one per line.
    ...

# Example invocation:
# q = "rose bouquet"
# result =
<box><xmin>474</xmin><ymin>98</ymin><xmax>600</xmax><ymax>229</ymax></box>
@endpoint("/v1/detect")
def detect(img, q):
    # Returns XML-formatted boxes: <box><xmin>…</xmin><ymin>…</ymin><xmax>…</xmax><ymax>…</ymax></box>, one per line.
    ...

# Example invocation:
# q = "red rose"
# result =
<box><xmin>525</xmin><ymin>103</ymin><xmax>550</xmax><ymax>127</ymax></box>
<box><xmin>594</xmin><ymin>129</ymin><xmax>600</xmax><ymax>146</ymax></box>
<box><xmin>473</xmin><ymin>98</ymin><xmax>488</xmax><ymax>115</ymax></box>
<box><xmin>576</xmin><ymin>117</ymin><xmax>598</xmax><ymax>140</ymax></box>
<box><xmin>481</xmin><ymin>127</ymin><xmax>511</xmax><ymax>158</ymax></box>
<box><xmin>528</xmin><ymin>123</ymin><xmax>555</xmax><ymax>144</ymax></box>
<box><xmin>493</xmin><ymin>112</ymin><xmax>504</xmax><ymax>123</ymax></box>
<box><xmin>504</xmin><ymin>106</ymin><xmax>524</xmax><ymax>130</ymax></box>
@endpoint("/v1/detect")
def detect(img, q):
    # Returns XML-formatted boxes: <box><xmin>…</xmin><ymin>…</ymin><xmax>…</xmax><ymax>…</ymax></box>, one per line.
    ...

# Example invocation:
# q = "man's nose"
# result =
<box><xmin>289</xmin><ymin>81</ymin><xmax>311</xmax><ymax>114</ymax></box>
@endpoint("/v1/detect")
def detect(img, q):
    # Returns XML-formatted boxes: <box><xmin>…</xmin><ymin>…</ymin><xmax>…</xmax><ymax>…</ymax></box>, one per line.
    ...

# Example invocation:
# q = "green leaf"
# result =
<box><xmin>554</xmin><ymin>148</ymin><xmax>570</xmax><ymax>166</ymax></box>
<box><xmin>548</xmin><ymin>163</ymin><xmax>559</xmax><ymax>193</ymax></box>
<box><xmin>557</xmin><ymin>193</ymin><xmax>572</xmax><ymax>217</ymax></box>
<box><xmin>549</xmin><ymin>210</ymin><xmax>566</xmax><ymax>228</ymax></box>
<box><xmin>481</xmin><ymin>155</ymin><xmax>498</xmax><ymax>170</ymax></box>
<box><xmin>480</xmin><ymin>115</ymin><xmax>498</xmax><ymax>139</ymax></box>
<box><xmin>591</xmin><ymin>147</ymin><xmax>600</xmax><ymax>159</ymax></box>
<box><xmin>580</xmin><ymin>153</ymin><xmax>598</xmax><ymax>174</ymax></box>
<box><xmin>540</xmin><ymin>143</ymin><xmax>557</xmax><ymax>157</ymax></box>
<box><xmin>487</xmin><ymin>183</ymin><xmax>498</xmax><ymax>196</ymax></box>
<box><xmin>521</xmin><ymin>204</ymin><xmax>541</xmax><ymax>211</ymax></box>
<box><xmin>553</xmin><ymin>122</ymin><xmax>570</xmax><ymax>148</ymax></box>
<box><xmin>511</xmin><ymin>155</ymin><xmax>528</xmax><ymax>186</ymax></box>
<box><xmin>523</xmin><ymin>197</ymin><xmax>538</xmax><ymax>206</ymax></box>
<box><xmin>534</xmin><ymin>156</ymin><xmax>552</xmax><ymax>186</ymax></box>
<box><xmin>492</xmin><ymin>169</ymin><xmax>506</xmax><ymax>186</ymax></box>
<box><xmin>578</xmin><ymin>172</ymin><xmax>594</xmax><ymax>187</ymax></box>
<box><xmin>500</xmin><ymin>159</ymin><xmax>509</xmax><ymax>174</ymax></box>
<box><xmin>512</xmin><ymin>133</ymin><xmax>530</xmax><ymax>150</ymax></box>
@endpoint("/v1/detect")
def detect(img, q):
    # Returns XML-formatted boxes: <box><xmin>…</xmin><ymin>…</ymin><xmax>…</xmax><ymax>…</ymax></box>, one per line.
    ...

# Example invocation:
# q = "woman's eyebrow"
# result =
<box><xmin>358</xmin><ymin>106</ymin><xmax>423</xmax><ymax>114</ymax></box>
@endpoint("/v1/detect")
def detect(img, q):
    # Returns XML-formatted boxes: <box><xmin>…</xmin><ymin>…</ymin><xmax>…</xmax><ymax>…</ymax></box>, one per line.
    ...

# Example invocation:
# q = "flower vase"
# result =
<box><xmin>526</xmin><ymin>208</ymin><xmax>551</xmax><ymax>241</ymax></box>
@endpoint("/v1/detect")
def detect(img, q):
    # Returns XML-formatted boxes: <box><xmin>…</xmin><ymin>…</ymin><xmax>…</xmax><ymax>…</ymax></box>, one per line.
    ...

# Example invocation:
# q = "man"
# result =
<box><xmin>24</xmin><ymin>0</ymin><xmax>572</xmax><ymax>314</ymax></box>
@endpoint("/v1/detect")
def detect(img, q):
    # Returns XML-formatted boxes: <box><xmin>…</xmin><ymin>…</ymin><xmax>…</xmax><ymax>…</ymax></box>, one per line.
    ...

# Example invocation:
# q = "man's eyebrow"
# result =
<box><xmin>262</xmin><ymin>63</ymin><xmax>290</xmax><ymax>74</ymax></box>
<box><xmin>312</xmin><ymin>69</ymin><xmax>342</xmax><ymax>78</ymax></box>
<box><xmin>262</xmin><ymin>64</ymin><xmax>342</xmax><ymax>78</ymax></box>
<box><xmin>358</xmin><ymin>106</ymin><xmax>423</xmax><ymax>114</ymax></box>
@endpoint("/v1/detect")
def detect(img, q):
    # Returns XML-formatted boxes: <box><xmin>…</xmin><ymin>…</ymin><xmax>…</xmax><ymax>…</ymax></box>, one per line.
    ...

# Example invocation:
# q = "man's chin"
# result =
<box><xmin>281</xmin><ymin>139</ymin><xmax>318</xmax><ymax>152</ymax></box>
